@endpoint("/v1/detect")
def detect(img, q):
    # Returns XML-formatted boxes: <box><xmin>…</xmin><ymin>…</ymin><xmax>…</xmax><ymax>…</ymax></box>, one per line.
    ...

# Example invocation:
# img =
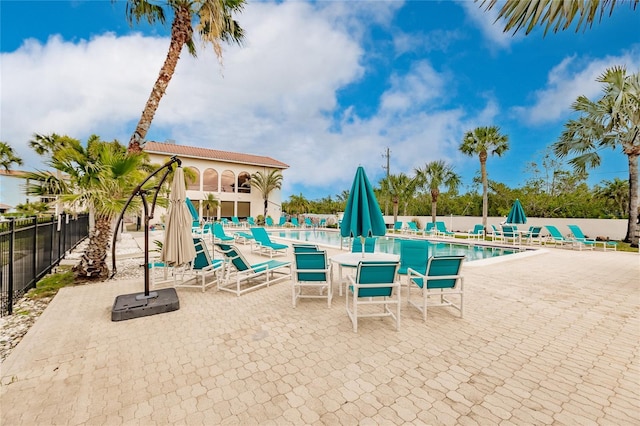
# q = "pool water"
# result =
<box><xmin>270</xmin><ymin>229</ymin><xmax>521</xmax><ymax>262</ymax></box>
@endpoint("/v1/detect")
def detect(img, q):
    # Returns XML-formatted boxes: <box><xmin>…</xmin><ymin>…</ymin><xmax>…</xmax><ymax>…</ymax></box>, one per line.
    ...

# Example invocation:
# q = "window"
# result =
<box><xmin>203</xmin><ymin>168</ymin><xmax>218</xmax><ymax>192</ymax></box>
<box><xmin>221</xmin><ymin>170</ymin><xmax>235</xmax><ymax>192</ymax></box>
<box><xmin>238</xmin><ymin>172</ymin><xmax>251</xmax><ymax>194</ymax></box>
<box><xmin>237</xmin><ymin>202</ymin><xmax>250</xmax><ymax>218</ymax></box>
<box><xmin>220</xmin><ymin>201</ymin><xmax>234</xmax><ymax>217</ymax></box>
<box><xmin>186</xmin><ymin>167</ymin><xmax>200</xmax><ymax>191</ymax></box>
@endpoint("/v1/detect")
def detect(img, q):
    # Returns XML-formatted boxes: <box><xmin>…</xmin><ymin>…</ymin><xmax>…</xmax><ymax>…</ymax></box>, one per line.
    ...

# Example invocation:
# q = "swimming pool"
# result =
<box><xmin>269</xmin><ymin>229</ymin><xmax>522</xmax><ymax>262</ymax></box>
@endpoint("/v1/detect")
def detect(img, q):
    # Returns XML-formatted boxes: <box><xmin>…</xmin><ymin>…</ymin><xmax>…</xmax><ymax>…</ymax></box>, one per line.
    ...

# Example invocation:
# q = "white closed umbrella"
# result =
<box><xmin>161</xmin><ymin>167</ymin><xmax>196</xmax><ymax>266</ymax></box>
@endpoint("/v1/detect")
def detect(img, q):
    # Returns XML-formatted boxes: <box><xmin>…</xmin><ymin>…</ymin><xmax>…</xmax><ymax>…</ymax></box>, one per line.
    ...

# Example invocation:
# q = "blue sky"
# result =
<box><xmin>1</xmin><ymin>1</ymin><xmax>639</xmax><ymax>200</ymax></box>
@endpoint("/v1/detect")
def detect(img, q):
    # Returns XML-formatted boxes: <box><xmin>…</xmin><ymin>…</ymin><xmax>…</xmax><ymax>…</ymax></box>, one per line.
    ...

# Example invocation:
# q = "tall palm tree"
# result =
<box><xmin>250</xmin><ymin>169</ymin><xmax>283</xmax><ymax>218</ymax></box>
<box><xmin>0</xmin><ymin>141</ymin><xmax>23</xmax><ymax>171</ymax></box>
<box><xmin>385</xmin><ymin>173</ymin><xmax>419</xmax><ymax>225</ymax></box>
<box><xmin>415</xmin><ymin>161</ymin><xmax>461</xmax><ymax>223</ymax></box>
<box><xmin>123</xmin><ymin>0</ymin><xmax>246</xmax><ymax>153</ymax></box>
<box><xmin>480</xmin><ymin>0</ymin><xmax>639</xmax><ymax>36</ymax></box>
<box><xmin>26</xmin><ymin>135</ymin><xmax>150</xmax><ymax>279</ymax></box>
<box><xmin>460</xmin><ymin>126</ymin><xmax>509</xmax><ymax>230</ymax></box>
<box><xmin>202</xmin><ymin>192</ymin><xmax>219</xmax><ymax>221</ymax></box>
<box><xmin>553</xmin><ymin>66</ymin><xmax>639</xmax><ymax>246</ymax></box>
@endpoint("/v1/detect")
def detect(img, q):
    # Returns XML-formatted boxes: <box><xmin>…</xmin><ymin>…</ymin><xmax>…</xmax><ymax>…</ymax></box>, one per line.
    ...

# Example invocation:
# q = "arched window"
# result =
<box><xmin>186</xmin><ymin>167</ymin><xmax>200</xmax><ymax>191</ymax></box>
<box><xmin>238</xmin><ymin>171</ymin><xmax>251</xmax><ymax>194</ymax></box>
<box><xmin>203</xmin><ymin>168</ymin><xmax>218</xmax><ymax>192</ymax></box>
<box><xmin>221</xmin><ymin>170</ymin><xmax>235</xmax><ymax>193</ymax></box>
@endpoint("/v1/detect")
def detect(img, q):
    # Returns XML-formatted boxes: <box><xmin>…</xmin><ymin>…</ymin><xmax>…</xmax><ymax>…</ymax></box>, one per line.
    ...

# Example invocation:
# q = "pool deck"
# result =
<box><xmin>1</xmin><ymin>235</ymin><xmax>639</xmax><ymax>424</ymax></box>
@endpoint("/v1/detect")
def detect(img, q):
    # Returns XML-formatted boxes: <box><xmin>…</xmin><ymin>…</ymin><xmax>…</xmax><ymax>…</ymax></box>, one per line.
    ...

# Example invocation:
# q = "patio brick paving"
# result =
<box><xmin>1</xmin><ymin>242</ymin><xmax>638</xmax><ymax>425</ymax></box>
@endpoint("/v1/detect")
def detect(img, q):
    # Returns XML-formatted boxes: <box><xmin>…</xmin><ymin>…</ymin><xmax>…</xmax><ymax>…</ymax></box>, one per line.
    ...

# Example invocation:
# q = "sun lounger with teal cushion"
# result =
<box><xmin>247</xmin><ymin>217</ymin><xmax>256</xmax><ymax>226</ymax></box>
<box><xmin>468</xmin><ymin>224</ymin><xmax>485</xmax><ymax>240</ymax></box>
<box><xmin>214</xmin><ymin>242</ymin><xmax>291</xmax><ymax>296</ymax></box>
<box><xmin>278</xmin><ymin>217</ymin><xmax>286</xmax><ymax>227</ymax></box>
<box><xmin>568</xmin><ymin>224</ymin><xmax>617</xmax><ymax>251</ymax></box>
<box><xmin>319</xmin><ymin>218</ymin><xmax>327</xmax><ymax>227</ymax></box>
<box><xmin>501</xmin><ymin>225</ymin><xmax>520</xmax><ymax>245</ymax></box>
<box><xmin>490</xmin><ymin>225</ymin><xmax>504</xmax><ymax>242</ymax></box>
<box><xmin>265</xmin><ymin>217</ymin><xmax>274</xmax><ymax>227</ymax></box>
<box><xmin>213</xmin><ymin>223</ymin><xmax>234</xmax><ymax>242</ymax></box>
<box><xmin>407</xmin><ymin>255</ymin><xmax>464</xmax><ymax>322</ymax></box>
<box><xmin>521</xmin><ymin>225</ymin><xmax>543</xmax><ymax>245</ymax></box>
<box><xmin>304</xmin><ymin>217</ymin><xmax>313</xmax><ymax>228</ymax></box>
<box><xmin>250</xmin><ymin>227</ymin><xmax>288</xmax><ymax>257</ymax></box>
<box><xmin>290</xmin><ymin>217</ymin><xmax>300</xmax><ymax>228</ymax></box>
<box><xmin>424</xmin><ymin>222</ymin><xmax>436</xmax><ymax>236</ymax></box>
<box><xmin>231</xmin><ymin>216</ymin><xmax>242</xmax><ymax>227</ymax></box>
<box><xmin>406</xmin><ymin>222</ymin><xmax>420</xmax><ymax>235</ymax></box>
<box><xmin>393</xmin><ymin>221</ymin><xmax>404</xmax><ymax>232</ymax></box>
<box><xmin>544</xmin><ymin>225</ymin><xmax>575</xmax><ymax>248</ymax></box>
<box><xmin>346</xmin><ymin>260</ymin><xmax>401</xmax><ymax>332</ymax></box>
<box><xmin>234</xmin><ymin>231</ymin><xmax>254</xmax><ymax>246</ymax></box>
<box><xmin>176</xmin><ymin>237</ymin><xmax>223</xmax><ymax>292</ymax></box>
<box><xmin>435</xmin><ymin>221</ymin><xmax>455</xmax><ymax>237</ymax></box>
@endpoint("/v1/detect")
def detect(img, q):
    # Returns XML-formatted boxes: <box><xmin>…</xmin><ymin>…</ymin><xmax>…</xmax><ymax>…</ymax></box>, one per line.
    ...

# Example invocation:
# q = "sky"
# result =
<box><xmin>1</xmin><ymin>0</ymin><xmax>639</xmax><ymax>200</ymax></box>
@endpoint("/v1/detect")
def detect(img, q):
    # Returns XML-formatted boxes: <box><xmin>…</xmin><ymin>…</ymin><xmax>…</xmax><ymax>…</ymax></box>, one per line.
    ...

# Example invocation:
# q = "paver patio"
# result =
<box><xmin>1</xmin><ymin>242</ymin><xmax>638</xmax><ymax>425</ymax></box>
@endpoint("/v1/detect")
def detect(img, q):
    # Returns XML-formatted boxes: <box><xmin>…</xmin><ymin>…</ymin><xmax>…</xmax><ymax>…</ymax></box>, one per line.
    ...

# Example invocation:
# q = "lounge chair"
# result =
<box><xmin>352</xmin><ymin>237</ymin><xmax>376</xmax><ymax>253</ymax></box>
<box><xmin>247</xmin><ymin>217</ymin><xmax>257</xmax><ymax>226</ymax></box>
<box><xmin>304</xmin><ymin>217</ymin><xmax>313</xmax><ymax>228</ymax></box>
<box><xmin>319</xmin><ymin>218</ymin><xmax>327</xmax><ymax>227</ymax></box>
<box><xmin>435</xmin><ymin>221</ymin><xmax>455</xmax><ymax>238</ymax></box>
<box><xmin>407</xmin><ymin>255</ymin><xmax>465</xmax><ymax>322</ymax></box>
<box><xmin>214</xmin><ymin>243</ymin><xmax>291</xmax><ymax>296</ymax></box>
<box><xmin>396</xmin><ymin>239</ymin><xmax>429</xmax><ymax>285</ymax></box>
<box><xmin>176</xmin><ymin>237</ymin><xmax>224</xmax><ymax>292</ymax></box>
<box><xmin>544</xmin><ymin>225</ymin><xmax>575</xmax><ymax>248</ymax></box>
<box><xmin>467</xmin><ymin>224</ymin><xmax>485</xmax><ymax>240</ymax></box>
<box><xmin>231</xmin><ymin>216</ymin><xmax>242</xmax><ymax>227</ymax></box>
<box><xmin>393</xmin><ymin>221</ymin><xmax>404</xmax><ymax>233</ymax></box>
<box><xmin>250</xmin><ymin>226</ymin><xmax>288</xmax><ymax>258</ymax></box>
<box><xmin>346</xmin><ymin>260</ymin><xmax>401</xmax><ymax>332</ymax></box>
<box><xmin>213</xmin><ymin>223</ymin><xmax>234</xmax><ymax>243</ymax></box>
<box><xmin>234</xmin><ymin>231</ymin><xmax>254</xmax><ymax>246</ymax></box>
<box><xmin>423</xmin><ymin>222</ymin><xmax>436</xmax><ymax>236</ymax></box>
<box><xmin>265</xmin><ymin>217</ymin><xmax>274</xmax><ymax>227</ymax></box>
<box><xmin>290</xmin><ymin>217</ymin><xmax>300</xmax><ymax>228</ymax></box>
<box><xmin>293</xmin><ymin>250</ymin><xmax>332</xmax><ymax>308</ymax></box>
<box><xmin>521</xmin><ymin>225</ymin><xmax>543</xmax><ymax>245</ymax></box>
<box><xmin>406</xmin><ymin>222</ymin><xmax>421</xmax><ymax>235</ymax></box>
<box><xmin>568</xmin><ymin>224</ymin><xmax>617</xmax><ymax>251</ymax></box>
<box><xmin>278</xmin><ymin>217</ymin><xmax>287</xmax><ymax>227</ymax></box>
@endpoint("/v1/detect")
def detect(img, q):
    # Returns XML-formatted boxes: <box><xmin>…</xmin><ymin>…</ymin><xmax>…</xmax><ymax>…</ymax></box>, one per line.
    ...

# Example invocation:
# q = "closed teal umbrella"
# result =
<box><xmin>340</xmin><ymin>167</ymin><xmax>386</xmax><ymax>253</ymax></box>
<box><xmin>506</xmin><ymin>199</ymin><xmax>527</xmax><ymax>224</ymax></box>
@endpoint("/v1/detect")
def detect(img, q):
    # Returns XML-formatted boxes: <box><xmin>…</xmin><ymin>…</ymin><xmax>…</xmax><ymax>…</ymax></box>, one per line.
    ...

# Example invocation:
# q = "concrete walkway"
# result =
<box><xmin>1</xmin><ymin>241</ymin><xmax>638</xmax><ymax>425</ymax></box>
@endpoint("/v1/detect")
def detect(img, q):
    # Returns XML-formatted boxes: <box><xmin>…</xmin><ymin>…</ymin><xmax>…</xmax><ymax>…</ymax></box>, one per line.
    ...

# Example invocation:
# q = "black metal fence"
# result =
<box><xmin>0</xmin><ymin>213</ymin><xmax>89</xmax><ymax>316</ymax></box>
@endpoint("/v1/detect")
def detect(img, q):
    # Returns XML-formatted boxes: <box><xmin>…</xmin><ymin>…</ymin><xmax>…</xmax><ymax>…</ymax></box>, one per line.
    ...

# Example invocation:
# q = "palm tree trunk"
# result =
<box><xmin>127</xmin><ymin>5</ymin><xmax>192</xmax><ymax>153</ymax></box>
<box><xmin>74</xmin><ymin>214</ymin><xmax>113</xmax><ymax>279</ymax></box>
<box><xmin>480</xmin><ymin>156</ymin><xmax>488</xmax><ymax>230</ymax></box>
<box><xmin>626</xmin><ymin>153</ymin><xmax>639</xmax><ymax>246</ymax></box>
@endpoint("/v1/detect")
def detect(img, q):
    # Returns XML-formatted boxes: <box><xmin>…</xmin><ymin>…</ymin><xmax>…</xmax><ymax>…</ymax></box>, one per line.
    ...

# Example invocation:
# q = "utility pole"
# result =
<box><xmin>382</xmin><ymin>147</ymin><xmax>391</xmax><ymax>215</ymax></box>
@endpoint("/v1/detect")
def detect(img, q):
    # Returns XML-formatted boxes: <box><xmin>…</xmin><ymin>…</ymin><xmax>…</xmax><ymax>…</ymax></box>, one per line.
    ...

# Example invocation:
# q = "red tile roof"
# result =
<box><xmin>144</xmin><ymin>141</ymin><xmax>289</xmax><ymax>169</ymax></box>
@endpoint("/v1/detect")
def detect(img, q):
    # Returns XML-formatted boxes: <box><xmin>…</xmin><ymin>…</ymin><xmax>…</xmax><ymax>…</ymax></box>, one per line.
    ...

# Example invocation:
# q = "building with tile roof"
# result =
<box><xmin>143</xmin><ymin>141</ymin><xmax>289</xmax><ymax>222</ymax></box>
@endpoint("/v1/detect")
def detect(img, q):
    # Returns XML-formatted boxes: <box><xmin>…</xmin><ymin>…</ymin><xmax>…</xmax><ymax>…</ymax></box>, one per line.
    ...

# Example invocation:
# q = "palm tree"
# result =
<box><xmin>123</xmin><ymin>0</ymin><xmax>246</xmax><ymax>153</ymax></box>
<box><xmin>202</xmin><ymin>192</ymin><xmax>219</xmax><ymax>221</ymax></box>
<box><xmin>250</xmin><ymin>169</ymin><xmax>283</xmax><ymax>219</ymax></box>
<box><xmin>595</xmin><ymin>177</ymin><xmax>629</xmax><ymax>218</ymax></box>
<box><xmin>460</xmin><ymin>126</ymin><xmax>509</xmax><ymax>230</ymax></box>
<box><xmin>285</xmin><ymin>193</ymin><xmax>310</xmax><ymax>217</ymax></box>
<box><xmin>26</xmin><ymin>135</ymin><xmax>150</xmax><ymax>279</ymax></box>
<box><xmin>553</xmin><ymin>66</ymin><xmax>639</xmax><ymax>246</ymax></box>
<box><xmin>415</xmin><ymin>161</ymin><xmax>461</xmax><ymax>223</ymax></box>
<box><xmin>480</xmin><ymin>0</ymin><xmax>639</xmax><ymax>36</ymax></box>
<box><xmin>0</xmin><ymin>141</ymin><xmax>23</xmax><ymax>171</ymax></box>
<box><xmin>385</xmin><ymin>173</ymin><xmax>419</xmax><ymax>225</ymax></box>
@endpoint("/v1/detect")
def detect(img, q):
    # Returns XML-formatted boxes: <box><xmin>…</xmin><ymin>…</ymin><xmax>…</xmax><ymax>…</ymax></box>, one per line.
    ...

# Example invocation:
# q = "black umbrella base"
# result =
<box><xmin>111</xmin><ymin>288</ymin><xmax>180</xmax><ymax>322</ymax></box>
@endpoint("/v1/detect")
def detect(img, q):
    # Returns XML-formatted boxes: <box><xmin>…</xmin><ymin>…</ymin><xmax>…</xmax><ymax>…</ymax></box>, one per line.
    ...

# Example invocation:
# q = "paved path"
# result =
<box><xmin>1</xmin><ymin>242</ymin><xmax>638</xmax><ymax>425</ymax></box>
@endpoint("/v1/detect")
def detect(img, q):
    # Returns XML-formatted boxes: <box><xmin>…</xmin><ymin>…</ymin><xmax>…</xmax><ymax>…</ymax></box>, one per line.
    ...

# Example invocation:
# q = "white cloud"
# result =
<box><xmin>0</xmin><ymin>0</ymin><xmax>495</xmax><ymax>199</ymax></box>
<box><xmin>459</xmin><ymin>0</ymin><xmax>517</xmax><ymax>50</ymax></box>
<box><xmin>515</xmin><ymin>49</ymin><xmax>640</xmax><ymax>124</ymax></box>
